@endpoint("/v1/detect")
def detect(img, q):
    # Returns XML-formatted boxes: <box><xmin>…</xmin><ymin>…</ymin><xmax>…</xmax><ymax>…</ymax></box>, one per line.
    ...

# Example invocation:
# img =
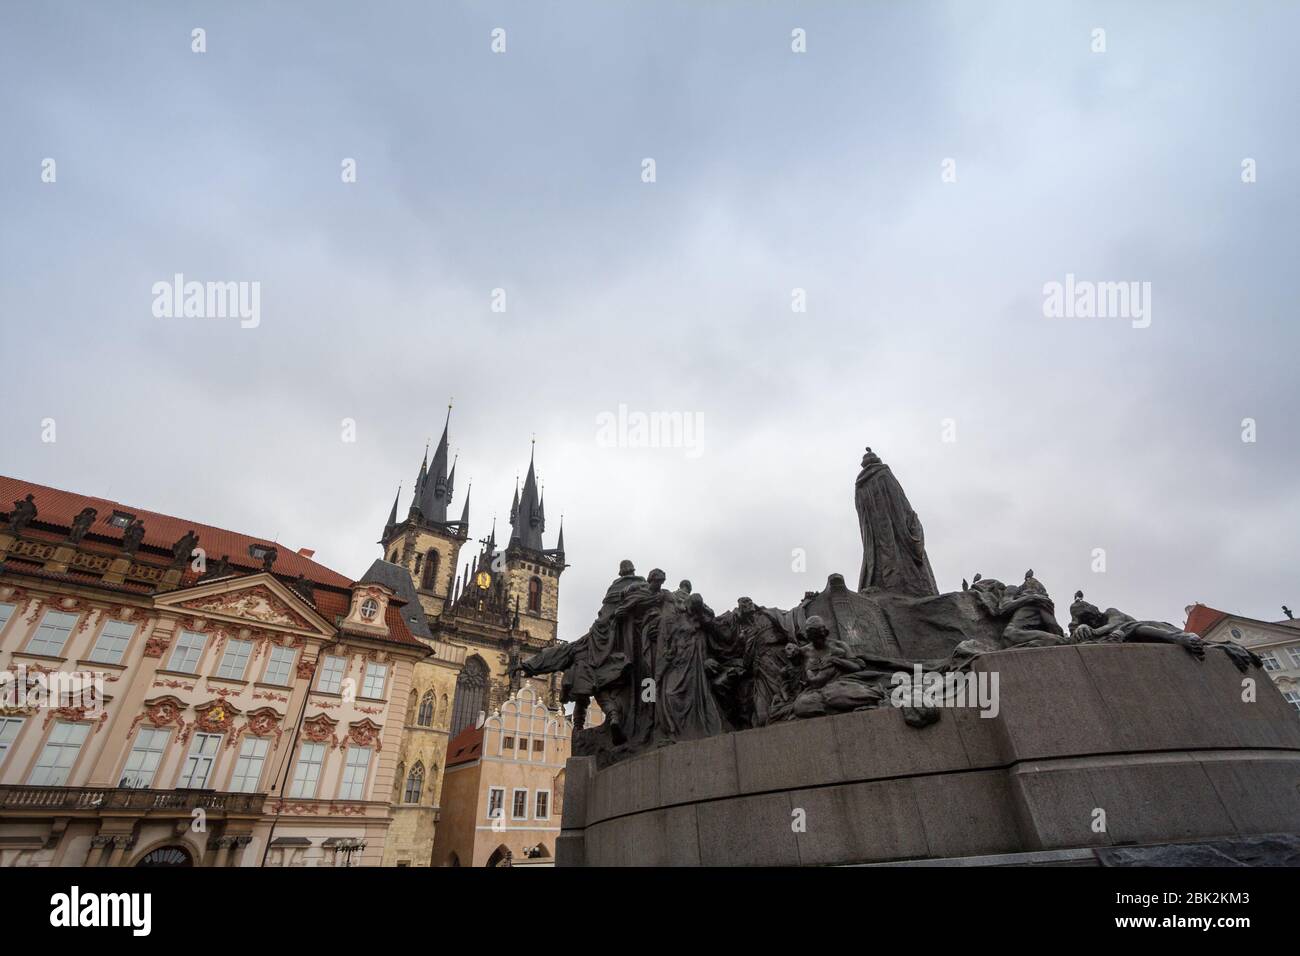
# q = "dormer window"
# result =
<box><xmin>249</xmin><ymin>544</ymin><xmax>273</xmax><ymax>561</ymax></box>
<box><xmin>108</xmin><ymin>511</ymin><xmax>135</xmax><ymax>529</ymax></box>
<box><xmin>360</xmin><ymin>598</ymin><xmax>379</xmax><ymax>621</ymax></box>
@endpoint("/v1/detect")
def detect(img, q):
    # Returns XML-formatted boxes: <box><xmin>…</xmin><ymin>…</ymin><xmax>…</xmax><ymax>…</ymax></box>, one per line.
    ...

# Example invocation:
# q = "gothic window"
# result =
<box><xmin>450</xmin><ymin>656</ymin><xmax>488</xmax><ymax>738</ymax></box>
<box><xmin>417</xmin><ymin>690</ymin><xmax>435</xmax><ymax>727</ymax></box>
<box><xmin>527</xmin><ymin>576</ymin><xmax>542</xmax><ymax>613</ymax></box>
<box><xmin>404</xmin><ymin>762</ymin><xmax>425</xmax><ymax>804</ymax></box>
<box><xmin>421</xmin><ymin>549</ymin><xmax>439</xmax><ymax>591</ymax></box>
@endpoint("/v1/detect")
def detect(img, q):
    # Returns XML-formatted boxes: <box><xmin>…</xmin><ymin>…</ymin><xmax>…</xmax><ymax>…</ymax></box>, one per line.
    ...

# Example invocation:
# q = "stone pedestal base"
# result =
<box><xmin>558</xmin><ymin>643</ymin><xmax>1300</xmax><ymax>866</ymax></box>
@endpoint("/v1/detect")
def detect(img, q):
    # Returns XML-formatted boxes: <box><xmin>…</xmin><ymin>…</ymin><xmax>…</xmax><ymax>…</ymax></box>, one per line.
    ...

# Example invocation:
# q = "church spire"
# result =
<box><xmin>383</xmin><ymin>482</ymin><xmax>401</xmax><ymax>542</ymax></box>
<box><xmin>418</xmin><ymin>402</ymin><xmax>453</xmax><ymax>523</ymax></box>
<box><xmin>409</xmin><ymin>442</ymin><xmax>428</xmax><ymax>519</ymax></box>
<box><xmin>555</xmin><ymin>515</ymin><xmax>565</xmax><ymax>556</ymax></box>
<box><xmin>458</xmin><ymin>480</ymin><xmax>471</xmax><ymax>529</ymax></box>
<box><xmin>511</xmin><ymin>441</ymin><xmax>545</xmax><ymax>551</ymax></box>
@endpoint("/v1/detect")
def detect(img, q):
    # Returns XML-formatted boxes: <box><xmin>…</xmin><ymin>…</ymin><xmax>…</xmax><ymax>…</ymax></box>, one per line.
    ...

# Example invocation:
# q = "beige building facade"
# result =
<box><xmin>1189</xmin><ymin>603</ymin><xmax>1300</xmax><ymax>715</ymax></box>
<box><xmin>431</xmin><ymin>681</ymin><xmax>571</xmax><ymax>867</ymax></box>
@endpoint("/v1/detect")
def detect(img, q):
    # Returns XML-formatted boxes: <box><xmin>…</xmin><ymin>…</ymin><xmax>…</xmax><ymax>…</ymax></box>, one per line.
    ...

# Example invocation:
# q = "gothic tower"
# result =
<box><xmin>379</xmin><ymin>406</ymin><xmax>469</xmax><ymax>620</ymax></box>
<box><xmin>501</xmin><ymin>444</ymin><xmax>566</xmax><ymax>644</ymax></box>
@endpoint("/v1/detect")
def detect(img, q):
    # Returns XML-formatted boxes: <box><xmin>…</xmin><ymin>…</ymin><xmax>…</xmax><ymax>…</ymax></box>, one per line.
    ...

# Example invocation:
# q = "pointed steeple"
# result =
<box><xmin>383</xmin><ymin>483</ymin><xmax>401</xmax><ymax>541</ymax></box>
<box><xmin>487</xmin><ymin>515</ymin><xmax>497</xmax><ymax>551</ymax></box>
<box><xmin>555</xmin><ymin>516</ymin><xmax>565</xmax><ymax>556</ymax></box>
<box><xmin>418</xmin><ymin>402</ymin><xmax>453</xmax><ymax>523</ymax></box>
<box><xmin>511</xmin><ymin>441</ymin><xmax>545</xmax><ymax>551</ymax></box>
<box><xmin>537</xmin><ymin>480</ymin><xmax>546</xmax><ymax>535</ymax></box>
<box><xmin>509</xmin><ymin>478</ymin><xmax>520</xmax><ymax>529</ymax></box>
<box><xmin>447</xmin><ymin>453</ymin><xmax>458</xmax><ymax>503</ymax></box>
<box><xmin>409</xmin><ymin>443</ymin><xmax>428</xmax><ymax>519</ymax></box>
<box><xmin>457</xmin><ymin>481</ymin><xmax>471</xmax><ymax>529</ymax></box>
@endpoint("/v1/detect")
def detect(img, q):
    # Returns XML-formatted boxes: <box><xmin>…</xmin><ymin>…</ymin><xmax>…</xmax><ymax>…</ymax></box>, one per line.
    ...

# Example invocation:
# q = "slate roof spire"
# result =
<box><xmin>511</xmin><ymin>440</ymin><xmax>545</xmax><ymax>551</ymax></box>
<box><xmin>382</xmin><ymin>482</ymin><xmax>401</xmax><ymax>541</ymax></box>
<box><xmin>458</xmin><ymin>480</ymin><xmax>471</xmax><ymax>529</ymax></box>
<box><xmin>409</xmin><ymin>442</ymin><xmax>428</xmax><ymax>519</ymax></box>
<box><xmin>417</xmin><ymin>402</ymin><xmax>453</xmax><ymax>523</ymax></box>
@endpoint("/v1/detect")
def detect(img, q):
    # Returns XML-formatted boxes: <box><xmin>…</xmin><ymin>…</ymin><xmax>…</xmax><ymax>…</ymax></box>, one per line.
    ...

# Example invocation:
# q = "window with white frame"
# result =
<box><xmin>89</xmin><ymin>620</ymin><xmax>136</xmax><ymax>665</ymax></box>
<box><xmin>0</xmin><ymin>717</ymin><xmax>25</xmax><ymax>765</ymax></box>
<box><xmin>1287</xmin><ymin>646</ymin><xmax>1300</xmax><ymax>669</ymax></box>
<box><xmin>317</xmin><ymin>655</ymin><xmax>347</xmax><ymax>694</ymax></box>
<box><xmin>120</xmin><ymin>727</ymin><xmax>170</xmax><ymax>788</ymax></box>
<box><xmin>289</xmin><ymin>742</ymin><xmax>326</xmax><ymax>798</ymax></box>
<box><xmin>339</xmin><ymin>746</ymin><xmax>372</xmax><ymax>800</ymax></box>
<box><xmin>511</xmin><ymin>788</ymin><xmax>528</xmax><ymax>820</ymax></box>
<box><xmin>215</xmin><ymin>639</ymin><xmax>254</xmax><ymax>680</ymax></box>
<box><xmin>168</xmin><ymin>630</ymin><xmax>208</xmax><ymax>673</ymax></box>
<box><xmin>535</xmin><ymin>790</ymin><xmax>550</xmax><ymax>819</ymax></box>
<box><xmin>487</xmin><ymin>786</ymin><xmax>505</xmax><ymax>821</ymax></box>
<box><xmin>177</xmin><ymin>732</ymin><xmax>222</xmax><ymax>788</ymax></box>
<box><xmin>1283</xmin><ymin>690</ymin><xmax>1300</xmax><ymax>712</ymax></box>
<box><xmin>1261</xmin><ymin>651</ymin><xmax>1281</xmax><ymax>672</ymax></box>
<box><xmin>263</xmin><ymin>645</ymin><xmax>297</xmax><ymax>685</ymax></box>
<box><xmin>362</xmin><ymin>663</ymin><xmax>388</xmax><ymax>699</ymax></box>
<box><xmin>27</xmin><ymin>610</ymin><xmax>79</xmax><ymax>657</ymax></box>
<box><xmin>230</xmin><ymin>737</ymin><xmax>269</xmax><ymax>793</ymax></box>
<box><xmin>28</xmin><ymin>722</ymin><xmax>90</xmax><ymax>786</ymax></box>
<box><xmin>0</xmin><ymin>602</ymin><xmax>16</xmax><ymax>633</ymax></box>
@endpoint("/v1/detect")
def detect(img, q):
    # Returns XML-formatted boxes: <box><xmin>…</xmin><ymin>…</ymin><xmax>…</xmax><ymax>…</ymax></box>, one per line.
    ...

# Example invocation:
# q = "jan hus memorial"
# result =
<box><xmin>520</xmin><ymin>447</ymin><xmax>1300</xmax><ymax>866</ymax></box>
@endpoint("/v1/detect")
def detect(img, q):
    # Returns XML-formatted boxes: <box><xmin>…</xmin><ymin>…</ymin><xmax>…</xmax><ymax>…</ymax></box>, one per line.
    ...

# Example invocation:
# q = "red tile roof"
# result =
<box><xmin>1</xmin><ymin>475</ymin><xmax>351</xmax><ymax>588</ymax></box>
<box><xmin>446</xmin><ymin>723</ymin><xmax>484</xmax><ymax>767</ymax></box>
<box><xmin>1185</xmin><ymin>604</ymin><xmax>1229</xmax><ymax>636</ymax></box>
<box><xmin>0</xmin><ymin>475</ymin><xmax>430</xmax><ymax>653</ymax></box>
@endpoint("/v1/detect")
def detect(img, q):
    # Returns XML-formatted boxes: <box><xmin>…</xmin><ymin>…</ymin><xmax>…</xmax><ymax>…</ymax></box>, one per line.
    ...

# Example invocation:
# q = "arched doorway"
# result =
<box><xmin>136</xmin><ymin>844</ymin><xmax>193</xmax><ymax>867</ymax></box>
<box><xmin>485</xmin><ymin>845</ymin><xmax>512</xmax><ymax>867</ymax></box>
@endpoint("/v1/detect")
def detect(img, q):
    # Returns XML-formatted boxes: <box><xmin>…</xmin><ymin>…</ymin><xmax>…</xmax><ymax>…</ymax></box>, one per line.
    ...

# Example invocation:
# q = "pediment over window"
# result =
<box><xmin>155</xmin><ymin>573</ymin><xmax>336</xmax><ymax>637</ymax></box>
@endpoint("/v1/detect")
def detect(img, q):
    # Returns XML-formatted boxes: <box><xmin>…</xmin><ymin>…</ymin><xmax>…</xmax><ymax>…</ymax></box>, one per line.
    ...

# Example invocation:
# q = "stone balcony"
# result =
<box><xmin>0</xmin><ymin>784</ymin><xmax>266</xmax><ymax>816</ymax></box>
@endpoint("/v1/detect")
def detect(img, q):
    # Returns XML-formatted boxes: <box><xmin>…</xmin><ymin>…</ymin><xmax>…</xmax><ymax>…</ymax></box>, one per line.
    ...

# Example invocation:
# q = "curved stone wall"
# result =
<box><xmin>556</xmin><ymin>643</ymin><xmax>1300</xmax><ymax>866</ymax></box>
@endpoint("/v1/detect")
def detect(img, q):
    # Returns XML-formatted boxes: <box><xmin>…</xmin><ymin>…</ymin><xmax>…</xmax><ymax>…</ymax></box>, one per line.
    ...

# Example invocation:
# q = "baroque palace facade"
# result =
<box><xmin>0</xmin><ymin>413</ymin><xmax>569</xmax><ymax>867</ymax></box>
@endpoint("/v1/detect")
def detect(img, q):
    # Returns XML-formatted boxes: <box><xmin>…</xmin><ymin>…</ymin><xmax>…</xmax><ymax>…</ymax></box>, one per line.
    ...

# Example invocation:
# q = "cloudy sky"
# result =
<box><xmin>2</xmin><ymin>1</ymin><xmax>1296</xmax><ymax>637</ymax></box>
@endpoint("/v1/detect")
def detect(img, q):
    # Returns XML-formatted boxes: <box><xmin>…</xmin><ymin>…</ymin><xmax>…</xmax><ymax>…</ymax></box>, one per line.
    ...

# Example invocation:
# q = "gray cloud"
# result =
<box><xmin>1</xmin><ymin>1</ymin><xmax>1296</xmax><ymax>637</ymax></box>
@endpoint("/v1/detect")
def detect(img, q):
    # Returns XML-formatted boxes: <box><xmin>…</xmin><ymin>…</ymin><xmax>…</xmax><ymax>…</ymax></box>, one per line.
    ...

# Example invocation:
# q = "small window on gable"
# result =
<box><xmin>248</xmin><ymin>543</ymin><xmax>273</xmax><ymax>562</ymax></box>
<box><xmin>108</xmin><ymin>511</ymin><xmax>135</xmax><ymax>529</ymax></box>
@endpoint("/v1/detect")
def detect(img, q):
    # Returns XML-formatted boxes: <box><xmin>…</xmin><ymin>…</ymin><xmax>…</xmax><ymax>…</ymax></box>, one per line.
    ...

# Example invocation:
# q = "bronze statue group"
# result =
<box><xmin>518</xmin><ymin>449</ymin><xmax>1260</xmax><ymax>764</ymax></box>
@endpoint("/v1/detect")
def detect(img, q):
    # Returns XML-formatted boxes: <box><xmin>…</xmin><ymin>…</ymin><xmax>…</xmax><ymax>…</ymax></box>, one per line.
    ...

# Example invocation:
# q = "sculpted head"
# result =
<box><xmin>805</xmin><ymin>614</ymin><xmax>830</xmax><ymax>647</ymax></box>
<box><xmin>648</xmin><ymin>568</ymin><xmax>666</xmax><ymax>591</ymax></box>
<box><xmin>737</xmin><ymin>596</ymin><xmax>756</xmax><ymax>619</ymax></box>
<box><xmin>1068</xmin><ymin>591</ymin><xmax>1105</xmax><ymax>632</ymax></box>
<box><xmin>678</xmin><ymin>579</ymin><xmax>692</xmax><ymax>594</ymax></box>
<box><xmin>860</xmin><ymin>446</ymin><xmax>882</xmax><ymax>468</ymax></box>
<box><xmin>618</xmin><ymin>559</ymin><xmax>635</xmax><ymax>577</ymax></box>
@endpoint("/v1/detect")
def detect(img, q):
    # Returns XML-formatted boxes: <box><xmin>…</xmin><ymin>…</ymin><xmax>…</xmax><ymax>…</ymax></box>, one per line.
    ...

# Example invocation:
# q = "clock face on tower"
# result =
<box><xmin>474</xmin><ymin>570</ymin><xmax>492</xmax><ymax>589</ymax></box>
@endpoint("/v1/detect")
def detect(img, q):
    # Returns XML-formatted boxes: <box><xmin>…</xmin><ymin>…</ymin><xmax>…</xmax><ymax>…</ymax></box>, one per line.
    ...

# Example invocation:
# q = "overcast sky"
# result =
<box><xmin>2</xmin><ymin>1</ymin><xmax>1296</xmax><ymax>638</ymax></box>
